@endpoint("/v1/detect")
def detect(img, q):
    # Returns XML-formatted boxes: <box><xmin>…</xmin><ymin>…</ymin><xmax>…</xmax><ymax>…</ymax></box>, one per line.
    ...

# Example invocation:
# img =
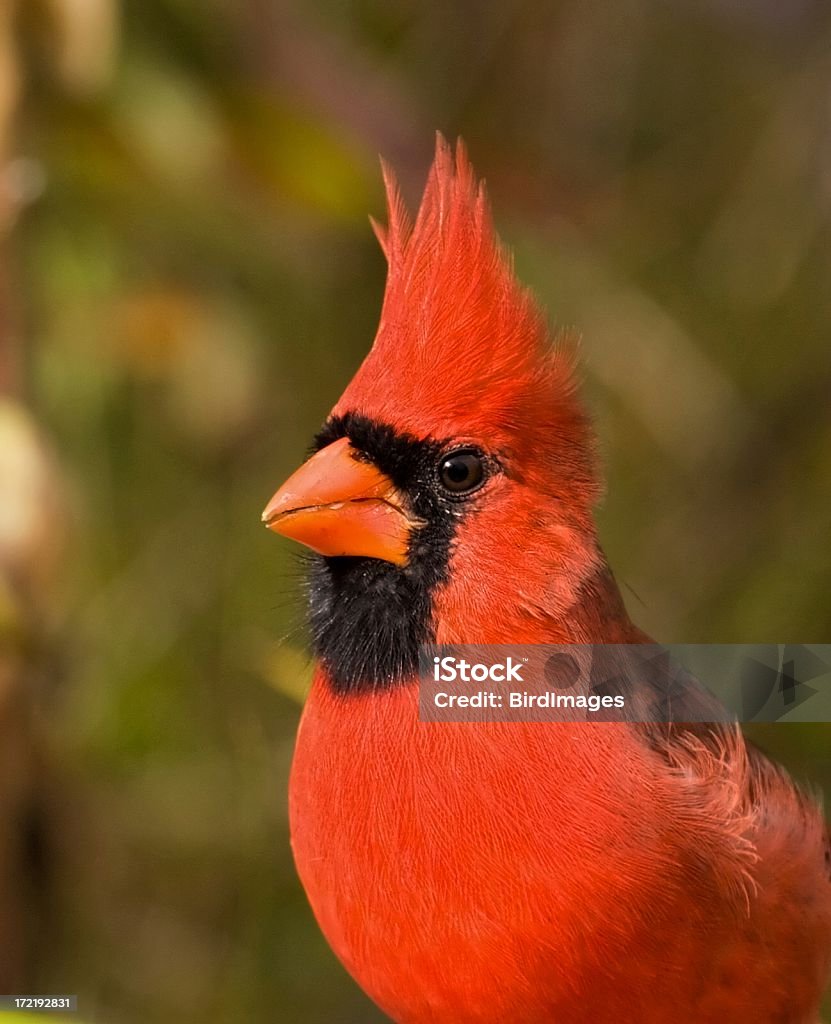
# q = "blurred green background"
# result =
<box><xmin>0</xmin><ymin>1</ymin><xmax>829</xmax><ymax>1021</ymax></box>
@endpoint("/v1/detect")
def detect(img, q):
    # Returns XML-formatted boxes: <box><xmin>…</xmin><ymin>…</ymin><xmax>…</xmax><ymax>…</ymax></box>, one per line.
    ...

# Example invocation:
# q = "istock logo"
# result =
<box><xmin>433</xmin><ymin>656</ymin><xmax>525</xmax><ymax>683</ymax></box>
<box><xmin>421</xmin><ymin>644</ymin><xmax>831</xmax><ymax>724</ymax></box>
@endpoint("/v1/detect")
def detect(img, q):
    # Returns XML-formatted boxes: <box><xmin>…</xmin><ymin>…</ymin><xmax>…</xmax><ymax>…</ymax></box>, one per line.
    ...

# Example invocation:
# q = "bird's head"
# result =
<box><xmin>263</xmin><ymin>137</ymin><xmax>610</xmax><ymax>693</ymax></box>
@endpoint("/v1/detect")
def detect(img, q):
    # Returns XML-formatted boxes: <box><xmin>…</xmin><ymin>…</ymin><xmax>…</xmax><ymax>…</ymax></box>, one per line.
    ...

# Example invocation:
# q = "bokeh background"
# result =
<box><xmin>1</xmin><ymin>1</ymin><xmax>830</xmax><ymax>1021</ymax></box>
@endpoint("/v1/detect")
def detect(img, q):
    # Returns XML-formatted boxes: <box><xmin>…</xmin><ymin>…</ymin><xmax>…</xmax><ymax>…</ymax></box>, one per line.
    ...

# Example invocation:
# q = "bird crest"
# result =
<box><xmin>333</xmin><ymin>135</ymin><xmax>587</xmax><ymax>464</ymax></box>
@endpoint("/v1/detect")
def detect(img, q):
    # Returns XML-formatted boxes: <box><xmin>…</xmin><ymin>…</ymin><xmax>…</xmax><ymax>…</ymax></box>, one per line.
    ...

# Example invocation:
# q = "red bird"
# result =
<box><xmin>262</xmin><ymin>137</ymin><xmax>831</xmax><ymax>1023</ymax></box>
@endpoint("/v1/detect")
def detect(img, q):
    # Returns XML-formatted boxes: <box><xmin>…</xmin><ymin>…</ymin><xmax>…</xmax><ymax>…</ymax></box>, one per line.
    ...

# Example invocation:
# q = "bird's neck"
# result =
<box><xmin>433</xmin><ymin>547</ymin><xmax>644</xmax><ymax>647</ymax></box>
<box><xmin>553</xmin><ymin>561</ymin><xmax>646</xmax><ymax>644</ymax></box>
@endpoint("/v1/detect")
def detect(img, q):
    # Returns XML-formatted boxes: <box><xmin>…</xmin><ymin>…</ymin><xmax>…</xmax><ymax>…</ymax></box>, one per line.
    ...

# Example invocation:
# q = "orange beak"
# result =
<box><xmin>261</xmin><ymin>437</ymin><xmax>416</xmax><ymax>566</ymax></box>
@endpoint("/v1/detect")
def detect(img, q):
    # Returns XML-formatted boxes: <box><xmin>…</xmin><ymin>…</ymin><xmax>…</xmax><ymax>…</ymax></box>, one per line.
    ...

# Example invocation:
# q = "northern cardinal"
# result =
<box><xmin>262</xmin><ymin>137</ymin><xmax>831</xmax><ymax>1023</ymax></box>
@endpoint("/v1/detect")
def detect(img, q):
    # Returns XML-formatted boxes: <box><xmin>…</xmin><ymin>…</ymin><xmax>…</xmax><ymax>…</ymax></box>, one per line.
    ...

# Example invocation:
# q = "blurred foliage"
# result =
<box><xmin>0</xmin><ymin>1016</ymin><xmax>85</xmax><ymax>1023</ymax></box>
<box><xmin>0</xmin><ymin>0</ymin><xmax>828</xmax><ymax>1021</ymax></box>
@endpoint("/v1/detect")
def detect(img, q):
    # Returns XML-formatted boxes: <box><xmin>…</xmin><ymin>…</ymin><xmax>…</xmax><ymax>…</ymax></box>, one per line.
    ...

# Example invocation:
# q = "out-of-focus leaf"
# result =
<box><xmin>114</xmin><ymin>61</ymin><xmax>226</xmax><ymax>184</ymax></box>
<box><xmin>229</xmin><ymin>91</ymin><xmax>375</xmax><ymax>221</ymax></box>
<box><xmin>0</xmin><ymin>399</ymin><xmax>64</xmax><ymax>601</ymax></box>
<box><xmin>261</xmin><ymin>642</ymin><xmax>313</xmax><ymax>705</ymax></box>
<box><xmin>111</xmin><ymin>288</ymin><xmax>197</xmax><ymax>377</ymax></box>
<box><xmin>44</xmin><ymin>0</ymin><xmax>119</xmax><ymax>93</ymax></box>
<box><xmin>111</xmin><ymin>288</ymin><xmax>265</xmax><ymax>449</ymax></box>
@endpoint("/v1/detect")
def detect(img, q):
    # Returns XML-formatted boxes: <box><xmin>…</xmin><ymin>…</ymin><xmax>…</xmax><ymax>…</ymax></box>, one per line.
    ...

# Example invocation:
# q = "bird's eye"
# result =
<box><xmin>438</xmin><ymin>449</ymin><xmax>485</xmax><ymax>495</ymax></box>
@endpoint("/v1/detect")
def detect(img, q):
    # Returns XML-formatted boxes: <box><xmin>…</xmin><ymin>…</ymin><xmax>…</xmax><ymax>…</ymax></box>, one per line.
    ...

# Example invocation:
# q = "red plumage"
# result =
<box><xmin>266</xmin><ymin>136</ymin><xmax>831</xmax><ymax>1022</ymax></box>
<box><xmin>337</xmin><ymin>140</ymin><xmax>594</xmax><ymax>505</ymax></box>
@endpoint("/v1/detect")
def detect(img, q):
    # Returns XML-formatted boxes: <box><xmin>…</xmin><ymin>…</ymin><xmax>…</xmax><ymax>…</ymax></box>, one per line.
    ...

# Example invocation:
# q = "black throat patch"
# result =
<box><xmin>306</xmin><ymin>412</ymin><xmax>460</xmax><ymax>694</ymax></box>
